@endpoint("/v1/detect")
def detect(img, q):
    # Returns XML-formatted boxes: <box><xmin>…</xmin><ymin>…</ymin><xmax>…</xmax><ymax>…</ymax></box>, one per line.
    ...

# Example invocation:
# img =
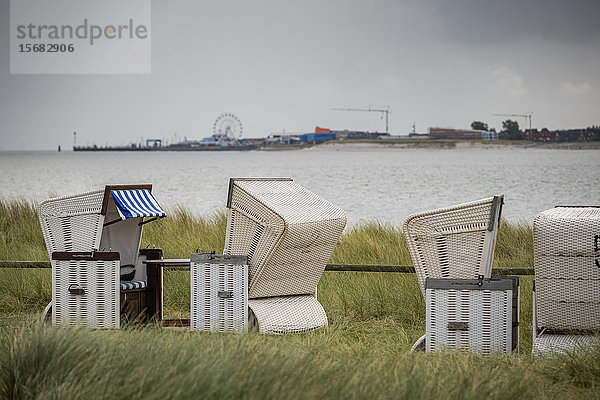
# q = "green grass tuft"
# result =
<box><xmin>141</xmin><ymin>206</ymin><xmax>227</xmax><ymax>259</ymax></box>
<box><xmin>1</xmin><ymin>319</ymin><xmax>599</xmax><ymax>399</ymax></box>
<box><xmin>0</xmin><ymin>198</ymin><xmax>47</xmax><ymax>261</ymax></box>
<box><xmin>0</xmin><ymin>198</ymin><xmax>534</xmax><ymax>270</ymax></box>
<box><xmin>2</xmin><ymin>198</ymin><xmax>595</xmax><ymax>399</ymax></box>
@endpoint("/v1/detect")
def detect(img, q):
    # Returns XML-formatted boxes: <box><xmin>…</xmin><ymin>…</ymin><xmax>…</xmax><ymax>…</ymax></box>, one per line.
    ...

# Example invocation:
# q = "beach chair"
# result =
<box><xmin>38</xmin><ymin>185</ymin><xmax>166</xmax><ymax>328</ymax></box>
<box><xmin>222</xmin><ymin>178</ymin><xmax>347</xmax><ymax>333</ymax></box>
<box><xmin>403</xmin><ymin>195</ymin><xmax>516</xmax><ymax>353</ymax></box>
<box><xmin>532</xmin><ymin>206</ymin><xmax>600</xmax><ymax>355</ymax></box>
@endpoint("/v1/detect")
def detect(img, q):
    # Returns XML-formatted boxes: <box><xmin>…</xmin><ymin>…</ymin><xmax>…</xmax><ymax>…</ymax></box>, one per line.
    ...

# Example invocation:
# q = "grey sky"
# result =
<box><xmin>1</xmin><ymin>0</ymin><xmax>599</xmax><ymax>150</ymax></box>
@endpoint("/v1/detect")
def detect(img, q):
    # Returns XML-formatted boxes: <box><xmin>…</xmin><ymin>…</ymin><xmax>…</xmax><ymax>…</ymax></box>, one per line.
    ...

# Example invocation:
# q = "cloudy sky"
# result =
<box><xmin>1</xmin><ymin>0</ymin><xmax>599</xmax><ymax>150</ymax></box>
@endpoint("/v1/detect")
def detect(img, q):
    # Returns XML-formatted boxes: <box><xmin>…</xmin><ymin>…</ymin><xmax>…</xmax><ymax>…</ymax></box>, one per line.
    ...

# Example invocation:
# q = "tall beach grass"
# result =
<box><xmin>2</xmin><ymin>323</ymin><xmax>581</xmax><ymax>400</ymax></box>
<box><xmin>0</xmin><ymin>198</ymin><xmax>534</xmax><ymax>269</ymax></box>
<box><xmin>1</xmin><ymin>306</ymin><xmax>599</xmax><ymax>399</ymax></box>
<box><xmin>0</xmin><ymin>198</ymin><xmax>47</xmax><ymax>261</ymax></box>
<box><xmin>2</xmin><ymin>198</ymin><xmax>593</xmax><ymax>399</ymax></box>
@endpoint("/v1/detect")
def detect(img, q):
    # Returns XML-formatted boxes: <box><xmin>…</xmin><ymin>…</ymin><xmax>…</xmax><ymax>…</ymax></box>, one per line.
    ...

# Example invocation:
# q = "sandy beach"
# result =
<box><xmin>303</xmin><ymin>140</ymin><xmax>600</xmax><ymax>152</ymax></box>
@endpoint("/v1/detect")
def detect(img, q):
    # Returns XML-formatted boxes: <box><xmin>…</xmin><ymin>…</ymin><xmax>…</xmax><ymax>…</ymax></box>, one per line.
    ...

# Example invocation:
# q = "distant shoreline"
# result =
<box><xmin>304</xmin><ymin>140</ymin><xmax>600</xmax><ymax>152</ymax></box>
<box><xmin>2</xmin><ymin>140</ymin><xmax>599</xmax><ymax>153</ymax></box>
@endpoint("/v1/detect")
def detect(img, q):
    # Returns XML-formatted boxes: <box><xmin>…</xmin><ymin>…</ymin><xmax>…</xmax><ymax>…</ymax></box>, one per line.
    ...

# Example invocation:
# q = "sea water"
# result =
<box><xmin>0</xmin><ymin>148</ymin><xmax>598</xmax><ymax>226</ymax></box>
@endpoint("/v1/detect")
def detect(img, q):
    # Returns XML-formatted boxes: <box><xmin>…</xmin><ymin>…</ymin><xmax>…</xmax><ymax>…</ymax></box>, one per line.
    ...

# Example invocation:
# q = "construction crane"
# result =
<box><xmin>331</xmin><ymin>105</ymin><xmax>391</xmax><ymax>133</ymax></box>
<box><xmin>493</xmin><ymin>112</ymin><xmax>534</xmax><ymax>130</ymax></box>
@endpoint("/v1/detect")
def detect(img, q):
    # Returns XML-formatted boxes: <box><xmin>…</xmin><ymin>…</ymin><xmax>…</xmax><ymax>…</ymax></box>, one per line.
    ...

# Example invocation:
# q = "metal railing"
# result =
<box><xmin>0</xmin><ymin>260</ymin><xmax>534</xmax><ymax>275</ymax></box>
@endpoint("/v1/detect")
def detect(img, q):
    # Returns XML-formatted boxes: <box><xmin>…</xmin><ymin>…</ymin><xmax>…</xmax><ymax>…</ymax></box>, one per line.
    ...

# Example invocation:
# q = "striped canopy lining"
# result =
<box><xmin>111</xmin><ymin>190</ymin><xmax>167</xmax><ymax>219</ymax></box>
<box><xmin>120</xmin><ymin>280</ymin><xmax>147</xmax><ymax>290</ymax></box>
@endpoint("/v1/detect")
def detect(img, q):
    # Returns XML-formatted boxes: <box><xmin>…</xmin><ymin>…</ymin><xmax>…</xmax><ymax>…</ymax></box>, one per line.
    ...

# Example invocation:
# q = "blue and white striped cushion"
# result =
<box><xmin>120</xmin><ymin>280</ymin><xmax>147</xmax><ymax>290</ymax></box>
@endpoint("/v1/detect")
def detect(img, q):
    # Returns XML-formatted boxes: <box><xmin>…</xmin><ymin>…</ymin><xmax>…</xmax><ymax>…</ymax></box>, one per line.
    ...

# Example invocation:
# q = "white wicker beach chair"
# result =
<box><xmin>223</xmin><ymin>178</ymin><xmax>347</xmax><ymax>334</ymax></box>
<box><xmin>403</xmin><ymin>195</ymin><xmax>509</xmax><ymax>352</ymax></box>
<box><xmin>38</xmin><ymin>185</ymin><xmax>166</xmax><ymax>328</ymax></box>
<box><xmin>532</xmin><ymin>207</ymin><xmax>600</xmax><ymax>355</ymax></box>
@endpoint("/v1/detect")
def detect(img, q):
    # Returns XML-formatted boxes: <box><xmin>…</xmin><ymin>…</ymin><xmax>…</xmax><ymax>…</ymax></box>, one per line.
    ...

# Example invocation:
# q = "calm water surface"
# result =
<box><xmin>0</xmin><ymin>149</ymin><xmax>598</xmax><ymax>226</ymax></box>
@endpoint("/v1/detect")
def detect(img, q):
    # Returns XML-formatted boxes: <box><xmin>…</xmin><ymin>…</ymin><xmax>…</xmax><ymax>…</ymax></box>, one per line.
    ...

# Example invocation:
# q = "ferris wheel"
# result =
<box><xmin>213</xmin><ymin>113</ymin><xmax>243</xmax><ymax>140</ymax></box>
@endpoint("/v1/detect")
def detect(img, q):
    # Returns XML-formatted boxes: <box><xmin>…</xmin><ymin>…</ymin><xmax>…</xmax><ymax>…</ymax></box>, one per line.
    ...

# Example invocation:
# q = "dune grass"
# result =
<box><xmin>3</xmin><ymin>198</ymin><xmax>596</xmax><ymax>399</ymax></box>
<box><xmin>0</xmin><ymin>275</ymin><xmax>598</xmax><ymax>399</ymax></box>
<box><xmin>494</xmin><ymin>220</ymin><xmax>534</xmax><ymax>270</ymax></box>
<box><xmin>0</xmin><ymin>198</ymin><xmax>534</xmax><ymax>270</ymax></box>
<box><xmin>3</xmin><ymin>322</ymin><xmax>579</xmax><ymax>400</ymax></box>
<box><xmin>141</xmin><ymin>206</ymin><xmax>228</xmax><ymax>259</ymax></box>
<box><xmin>0</xmin><ymin>198</ymin><xmax>47</xmax><ymax>261</ymax></box>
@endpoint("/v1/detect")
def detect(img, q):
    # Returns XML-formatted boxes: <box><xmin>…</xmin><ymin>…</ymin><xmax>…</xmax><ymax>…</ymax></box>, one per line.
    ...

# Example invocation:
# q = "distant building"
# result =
<box><xmin>407</xmin><ymin>133</ymin><xmax>430</xmax><ymax>139</ymax></box>
<box><xmin>299</xmin><ymin>127</ymin><xmax>390</xmax><ymax>142</ymax></box>
<box><xmin>526</xmin><ymin>128</ymin><xmax>597</xmax><ymax>141</ymax></box>
<box><xmin>428</xmin><ymin>127</ymin><xmax>498</xmax><ymax>140</ymax></box>
<box><xmin>314</xmin><ymin>126</ymin><xmax>331</xmax><ymax>134</ymax></box>
<box><xmin>334</xmin><ymin>130</ymin><xmax>386</xmax><ymax>140</ymax></box>
<box><xmin>265</xmin><ymin>134</ymin><xmax>301</xmax><ymax>145</ymax></box>
<box><xmin>481</xmin><ymin>131</ymin><xmax>498</xmax><ymax>140</ymax></box>
<box><xmin>298</xmin><ymin>133</ymin><xmax>336</xmax><ymax>142</ymax></box>
<box><xmin>525</xmin><ymin>129</ymin><xmax>557</xmax><ymax>141</ymax></box>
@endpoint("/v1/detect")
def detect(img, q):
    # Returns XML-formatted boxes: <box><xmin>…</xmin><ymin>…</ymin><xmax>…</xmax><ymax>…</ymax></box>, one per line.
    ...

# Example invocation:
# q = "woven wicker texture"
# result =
<box><xmin>52</xmin><ymin>259</ymin><xmax>120</xmax><ymax>329</ymax></box>
<box><xmin>248</xmin><ymin>295</ymin><xmax>328</xmax><ymax>334</ymax></box>
<box><xmin>190</xmin><ymin>259</ymin><xmax>248</xmax><ymax>333</ymax></box>
<box><xmin>403</xmin><ymin>196</ymin><xmax>503</xmax><ymax>295</ymax></box>
<box><xmin>38</xmin><ymin>190</ymin><xmax>105</xmax><ymax>257</ymax></box>
<box><xmin>224</xmin><ymin>179</ymin><xmax>347</xmax><ymax>299</ymax></box>
<box><xmin>533</xmin><ymin>207</ymin><xmax>600</xmax><ymax>330</ymax></box>
<box><xmin>426</xmin><ymin>287</ymin><xmax>514</xmax><ymax>354</ymax></box>
<box><xmin>39</xmin><ymin>187</ymin><xmax>159</xmax><ymax>330</ymax></box>
<box><xmin>533</xmin><ymin>333</ymin><xmax>600</xmax><ymax>355</ymax></box>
